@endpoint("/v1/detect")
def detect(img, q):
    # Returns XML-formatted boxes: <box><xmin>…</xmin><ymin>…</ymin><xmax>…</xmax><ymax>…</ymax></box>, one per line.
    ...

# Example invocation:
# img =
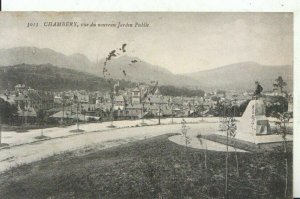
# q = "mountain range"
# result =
<box><xmin>185</xmin><ymin>62</ymin><xmax>293</xmax><ymax>91</ymax></box>
<box><xmin>0</xmin><ymin>47</ymin><xmax>293</xmax><ymax>91</ymax></box>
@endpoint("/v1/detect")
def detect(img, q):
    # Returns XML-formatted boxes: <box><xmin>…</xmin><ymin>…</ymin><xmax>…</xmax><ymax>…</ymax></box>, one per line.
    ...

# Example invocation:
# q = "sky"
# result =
<box><xmin>0</xmin><ymin>12</ymin><xmax>293</xmax><ymax>74</ymax></box>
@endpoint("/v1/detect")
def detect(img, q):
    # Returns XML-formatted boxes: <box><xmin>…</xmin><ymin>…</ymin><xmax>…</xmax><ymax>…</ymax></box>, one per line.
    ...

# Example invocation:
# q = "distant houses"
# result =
<box><xmin>1</xmin><ymin>83</ymin><xmax>212</xmax><ymax>124</ymax></box>
<box><xmin>0</xmin><ymin>81</ymin><xmax>292</xmax><ymax>126</ymax></box>
<box><xmin>12</xmin><ymin>85</ymin><xmax>55</xmax><ymax>124</ymax></box>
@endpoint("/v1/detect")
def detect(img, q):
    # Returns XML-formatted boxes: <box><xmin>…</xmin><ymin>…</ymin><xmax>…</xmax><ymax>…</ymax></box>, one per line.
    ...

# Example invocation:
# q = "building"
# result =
<box><xmin>114</xmin><ymin>95</ymin><xmax>126</xmax><ymax>110</ymax></box>
<box><xmin>143</xmin><ymin>95</ymin><xmax>168</xmax><ymax>106</ymax></box>
<box><xmin>125</xmin><ymin>104</ymin><xmax>143</xmax><ymax>119</ymax></box>
<box><xmin>131</xmin><ymin>87</ymin><xmax>141</xmax><ymax>104</ymax></box>
<box><xmin>14</xmin><ymin>84</ymin><xmax>26</xmax><ymax>94</ymax></box>
<box><xmin>76</xmin><ymin>92</ymin><xmax>89</xmax><ymax>103</ymax></box>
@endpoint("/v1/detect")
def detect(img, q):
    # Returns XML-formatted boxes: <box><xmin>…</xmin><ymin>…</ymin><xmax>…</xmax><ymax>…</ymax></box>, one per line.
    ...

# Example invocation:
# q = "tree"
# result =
<box><xmin>36</xmin><ymin>109</ymin><xmax>48</xmax><ymax>138</ymax></box>
<box><xmin>82</xmin><ymin>109</ymin><xmax>87</xmax><ymax>123</ymax></box>
<box><xmin>227</xmin><ymin>98</ymin><xmax>240</xmax><ymax>178</ymax></box>
<box><xmin>274</xmin><ymin>111</ymin><xmax>292</xmax><ymax>198</ymax></box>
<box><xmin>0</xmin><ymin>98</ymin><xmax>18</xmax><ymax>124</ymax></box>
<box><xmin>181</xmin><ymin>119</ymin><xmax>190</xmax><ymax>155</ymax></box>
<box><xmin>159</xmin><ymin>85</ymin><xmax>205</xmax><ymax>97</ymax></box>
<box><xmin>61</xmin><ymin>92</ymin><xmax>66</xmax><ymax>126</ymax></box>
<box><xmin>220</xmin><ymin>100</ymin><xmax>238</xmax><ymax>199</ymax></box>
<box><xmin>222</xmin><ymin>116</ymin><xmax>238</xmax><ymax>199</ymax></box>
<box><xmin>70</xmin><ymin>94</ymin><xmax>84</xmax><ymax>133</ymax></box>
<box><xmin>101</xmin><ymin>45</ymin><xmax>128</xmax><ymax>128</ymax></box>
<box><xmin>19</xmin><ymin>100</ymin><xmax>26</xmax><ymax>126</ymax></box>
<box><xmin>273</xmin><ymin>76</ymin><xmax>287</xmax><ymax>94</ymax></box>
<box><xmin>227</xmin><ymin>116</ymin><xmax>239</xmax><ymax>177</ymax></box>
<box><xmin>0</xmin><ymin>98</ymin><xmax>15</xmax><ymax>146</ymax></box>
<box><xmin>197</xmin><ymin>133</ymin><xmax>208</xmax><ymax>169</ymax></box>
<box><xmin>198</xmin><ymin>103</ymin><xmax>205</xmax><ymax>121</ymax></box>
<box><xmin>141</xmin><ymin>102</ymin><xmax>147</xmax><ymax>126</ymax></box>
<box><xmin>107</xmin><ymin>85</ymin><xmax>116</xmax><ymax>128</ymax></box>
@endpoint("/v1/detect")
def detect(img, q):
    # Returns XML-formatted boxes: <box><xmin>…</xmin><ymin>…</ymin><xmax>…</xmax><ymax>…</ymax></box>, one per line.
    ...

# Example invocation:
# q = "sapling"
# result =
<box><xmin>181</xmin><ymin>119</ymin><xmax>191</xmax><ymax>155</ymax></box>
<box><xmin>70</xmin><ymin>96</ymin><xmax>85</xmax><ymax>133</ymax></box>
<box><xmin>225</xmin><ymin>117</ymin><xmax>229</xmax><ymax>199</ymax></box>
<box><xmin>274</xmin><ymin>111</ymin><xmax>291</xmax><ymax>198</ymax></box>
<box><xmin>227</xmin><ymin>117</ymin><xmax>239</xmax><ymax>177</ymax></box>
<box><xmin>223</xmin><ymin>113</ymin><xmax>238</xmax><ymax>198</ymax></box>
<box><xmin>197</xmin><ymin>133</ymin><xmax>208</xmax><ymax>169</ymax></box>
<box><xmin>230</xmin><ymin>99</ymin><xmax>239</xmax><ymax>177</ymax></box>
<box><xmin>36</xmin><ymin>109</ymin><xmax>49</xmax><ymax>139</ymax></box>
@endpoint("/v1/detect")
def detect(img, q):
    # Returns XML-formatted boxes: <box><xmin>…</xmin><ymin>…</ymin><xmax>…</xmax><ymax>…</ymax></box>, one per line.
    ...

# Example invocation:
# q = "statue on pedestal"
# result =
<box><xmin>253</xmin><ymin>81</ymin><xmax>263</xmax><ymax>99</ymax></box>
<box><xmin>236</xmin><ymin>81</ymin><xmax>271</xmax><ymax>142</ymax></box>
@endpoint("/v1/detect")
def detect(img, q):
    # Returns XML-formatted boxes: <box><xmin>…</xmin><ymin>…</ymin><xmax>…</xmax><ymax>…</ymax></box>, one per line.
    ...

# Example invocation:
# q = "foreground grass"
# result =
<box><xmin>0</xmin><ymin>134</ymin><xmax>292</xmax><ymax>199</ymax></box>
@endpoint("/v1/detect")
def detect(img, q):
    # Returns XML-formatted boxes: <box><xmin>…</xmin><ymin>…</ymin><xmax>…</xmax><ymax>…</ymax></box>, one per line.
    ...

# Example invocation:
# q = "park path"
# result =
<box><xmin>0</xmin><ymin>118</ymin><xmax>220</xmax><ymax>173</ymax></box>
<box><xmin>0</xmin><ymin>116</ymin><xmax>289</xmax><ymax>173</ymax></box>
<box><xmin>1</xmin><ymin>117</ymin><xmax>219</xmax><ymax>147</ymax></box>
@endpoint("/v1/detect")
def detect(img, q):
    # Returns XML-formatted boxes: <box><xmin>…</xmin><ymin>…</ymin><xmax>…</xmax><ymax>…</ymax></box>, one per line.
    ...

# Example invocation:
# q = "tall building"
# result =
<box><xmin>131</xmin><ymin>87</ymin><xmax>141</xmax><ymax>104</ymax></box>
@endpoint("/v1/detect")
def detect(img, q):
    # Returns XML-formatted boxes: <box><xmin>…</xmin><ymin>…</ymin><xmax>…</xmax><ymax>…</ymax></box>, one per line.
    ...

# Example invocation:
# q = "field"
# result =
<box><xmin>0</xmin><ymin>134</ymin><xmax>292</xmax><ymax>199</ymax></box>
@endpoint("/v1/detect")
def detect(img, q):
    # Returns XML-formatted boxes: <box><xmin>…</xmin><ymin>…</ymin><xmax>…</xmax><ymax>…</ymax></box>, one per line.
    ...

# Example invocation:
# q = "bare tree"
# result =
<box><xmin>274</xmin><ymin>112</ymin><xmax>291</xmax><ymax>197</ymax></box>
<box><xmin>197</xmin><ymin>133</ymin><xmax>208</xmax><ymax>169</ymax></box>
<box><xmin>36</xmin><ymin>109</ymin><xmax>49</xmax><ymax>139</ymax></box>
<box><xmin>230</xmin><ymin>99</ymin><xmax>239</xmax><ymax>177</ymax></box>
<box><xmin>101</xmin><ymin>44</ymin><xmax>128</xmax><ymax>128</ymax></box>
<box><xmin>70</xmin><ymin>94</ymin><xmax>84</xmax><ymax>133</ymax></box>
<box><xmin>222</xmin><ymin>102</ymin><xmax>237</xmax><ymax>199</ymax></box>
<box><xmin>181</xmin><ymin>119</ymin><xmax>190</xmax><ymax>155</ymax></box>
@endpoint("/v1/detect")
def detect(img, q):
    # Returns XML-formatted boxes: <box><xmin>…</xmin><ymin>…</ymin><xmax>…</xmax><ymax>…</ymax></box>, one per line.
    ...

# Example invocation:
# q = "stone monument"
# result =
<box><xmin>236</xmin><ymin>99</ymin><xmax>271</xmax><ymax>143</ymax></box>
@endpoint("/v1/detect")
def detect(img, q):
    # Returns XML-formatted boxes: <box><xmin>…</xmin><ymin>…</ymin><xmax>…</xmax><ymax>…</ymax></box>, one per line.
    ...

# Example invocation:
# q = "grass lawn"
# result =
<box><xmin>0</xmin><ymin>134</ymin><xmax>292</xmax><ymax>199</ymax></box>
<box><xmin>202</xmin><ymin>134</ymin><xmax>260</xmax><ymax>152</ymax></box>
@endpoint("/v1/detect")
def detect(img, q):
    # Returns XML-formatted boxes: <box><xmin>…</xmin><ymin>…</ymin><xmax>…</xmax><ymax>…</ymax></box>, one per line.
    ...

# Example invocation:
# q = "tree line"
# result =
<box><xmin>0</xmin><ymin>64</ymin><xmax>136</xmax><ymax>92</ymax></box>
<box><xmin>159</xmin><ymin>85</ymin><xmax>205</xmax><ymax>97</ymax></box>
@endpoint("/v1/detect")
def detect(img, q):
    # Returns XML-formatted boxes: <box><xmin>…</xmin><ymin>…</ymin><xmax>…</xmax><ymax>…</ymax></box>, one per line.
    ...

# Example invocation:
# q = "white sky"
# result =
<box><xmin>0</xmin><ymin>12</ymin><xmax>293</xmax><ymax>74</ymax></box>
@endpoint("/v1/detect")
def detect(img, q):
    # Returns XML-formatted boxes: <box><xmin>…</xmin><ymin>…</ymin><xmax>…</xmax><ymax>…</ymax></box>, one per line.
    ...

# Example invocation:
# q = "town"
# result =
<box><xmin>0</xmin><ymin>76</ymin><xmax>292</xmax><ymax>131</ymax></box>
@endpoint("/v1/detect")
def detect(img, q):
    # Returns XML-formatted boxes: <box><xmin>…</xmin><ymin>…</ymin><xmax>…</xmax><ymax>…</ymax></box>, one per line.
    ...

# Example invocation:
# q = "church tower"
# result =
<box><xmin>131</xmin><ymin>87</ymin><xmax>141</xmax><ymax>104</ymax></box>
